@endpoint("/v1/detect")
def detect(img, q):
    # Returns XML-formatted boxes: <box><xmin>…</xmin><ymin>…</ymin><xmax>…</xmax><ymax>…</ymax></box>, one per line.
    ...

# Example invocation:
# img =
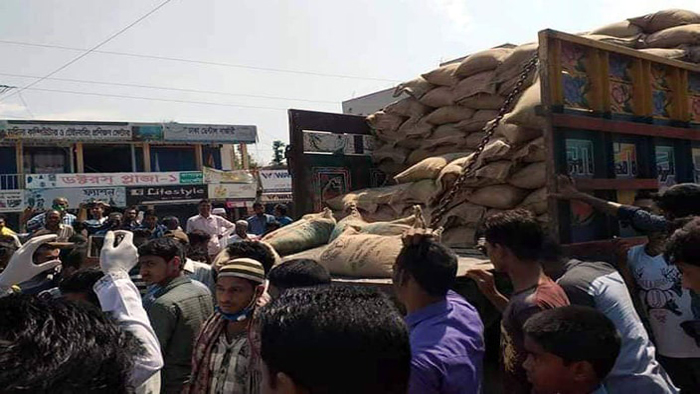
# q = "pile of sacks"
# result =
<box><xmin>355</xmin><ymin>9</ymin><xmax>700</xmax><ymax>247</ymax></box>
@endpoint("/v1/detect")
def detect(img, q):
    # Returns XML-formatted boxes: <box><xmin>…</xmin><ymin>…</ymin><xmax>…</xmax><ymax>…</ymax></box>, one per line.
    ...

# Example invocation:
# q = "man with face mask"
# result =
<box><xmin>25</xmin><ymin>197</ymin><xmax>76</xmax><ymax>232</ymax></box>
<box><xmin>184</xmin><ymin>258</ymin><xmax>266</xmax><ymax>394</ymax></box>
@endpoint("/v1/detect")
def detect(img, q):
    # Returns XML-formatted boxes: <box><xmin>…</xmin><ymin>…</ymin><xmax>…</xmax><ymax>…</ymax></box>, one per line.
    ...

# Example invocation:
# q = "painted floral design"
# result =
<box><xmin>689</xmin><ymin>73</ymin><xmax>700</xmax><ymax>94</ymax></box>
<box><xmin>611</xmin><ymin>82</ymin><xmax>633</xmax><ymax>114</ymax></box>
<box><xmin>651</xmin><ymin>65</ymin><xmax>670</xmax><ymax>90</ymax></box>
<box><xmin>561</xmin><ymin>43</ymin><xmax>586</xmax><ymax>73</ymax></box>
<box><xmin>564</xmin><ymin>73</ymin><xmax>590</xmax><ymax>109</ymax></box>
<box><xmin>690</xmin><ymin>96</ymin><xmax>700</xmax><ymax>122</ymax></box>
<box><xmin>653</xmin><ymin>90</ymin><xmax>671</xmax><ymax>118</ymax></box>
<box><xmin>609</xmin><ymin>54</ymin><xmax>631</xmax><ymax>82</ymax></box>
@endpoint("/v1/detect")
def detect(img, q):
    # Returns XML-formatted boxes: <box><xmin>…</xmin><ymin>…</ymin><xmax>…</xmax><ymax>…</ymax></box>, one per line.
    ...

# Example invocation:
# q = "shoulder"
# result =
<box><xmin>187</xmin><ymin>215</ymin><xmax>199</xmax><ymax>222</ymax></box>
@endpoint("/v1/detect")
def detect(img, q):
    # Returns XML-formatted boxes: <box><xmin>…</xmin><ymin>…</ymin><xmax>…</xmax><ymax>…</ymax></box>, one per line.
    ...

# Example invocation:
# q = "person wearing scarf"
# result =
<box><xmin>184</xmin><ymin>258</ymin><xmax>266</xmax><ymax>394</ymax></box>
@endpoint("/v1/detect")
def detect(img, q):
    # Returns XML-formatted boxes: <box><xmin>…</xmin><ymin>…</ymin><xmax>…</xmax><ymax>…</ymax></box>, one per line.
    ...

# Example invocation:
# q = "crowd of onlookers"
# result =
<box><xmin>0</xmin><ymin>181</ymin><xmax>699</xmax><ymax>394</ymax></box>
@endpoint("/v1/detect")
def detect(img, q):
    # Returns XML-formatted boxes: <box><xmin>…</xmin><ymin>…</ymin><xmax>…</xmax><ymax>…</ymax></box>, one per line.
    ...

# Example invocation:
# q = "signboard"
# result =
<box><xmin>132</xmin><ymin>124</ymin><xmax>163</xmax><ymax>141</ymax></box>
<box><xmin>655</xmin><ymin>145</ymin><xmax>676</xmax><ymax>189</ymax></box>
<box><xmin>0</xmin><ymin>122</ymin><xmax>132</xmax><ymax>141</ymax></box>
<box><xmin>163</xmin><ymin>123</ymin><xmax>257</xmax><ymax>143</ymax></box>
<box><xmin>613</xmin><ymin>142</ymin><xmax>638</xmax><ymax>179</ymax></box>
<box><xmin>566</xmin><ymin>139</ymin><xmax>595</xmax><ymax>178</ymax></box>
<box><xmin>203</xmin><ymin>167</ymin><xmax>255</xmax><ymax>184</ymax></box>
<box><xmin>0</xmin><ymin>190</ymin><xmax>24</xmax><ymax>212</ymax></box>
<box><xmin>25</xmin><ymin>172</ymin><xmax>203</xmax><ymax>189</ymax></box>
<box><xmin>259</xmin><ymin>170</ymin><xmax>292</xmax><ymax>193</ymax></box>
<box><xmin>25</xmin><ymin>187</ymin><xmax>127</xmax><ymax>210</ymax></box>
<box><xmin>208</xmin><ymin>183</ymin><xmax>257</xmax><ymax>200</ymax></box>
<box><xmin>261</xmin><ymin>193</ymin><xmax>293</xmax><ymax>203</ymax></box>
<box><xmin>126</xmin><ymin>185</ymin><xmax>207</xmax><ymax>205</ymax></box>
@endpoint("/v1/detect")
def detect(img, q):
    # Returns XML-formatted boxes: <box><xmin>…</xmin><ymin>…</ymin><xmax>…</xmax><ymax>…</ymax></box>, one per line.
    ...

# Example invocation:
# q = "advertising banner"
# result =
<box><xmin>202</xmin><ymin>167</ymin><xmax>255</xmax><ymax>184</ymax></box>
<box><xmin>208</xmin><ymin>183</ymin><xmax>257</xmax><ymax>200</ymax></box>
<box><xmin>126</xmin><ymin>185</ymin><xmax>207</xmax><ymax>205</ymax></box>
<box><xmin>163</xmin><ymin>123</ymin><xmax>257</xmax><ymax>143</ymax></box>
<box><xmin>0</xmin><ymin>190</ymin><xmax>25</xmax><ymax>212</ymax></box>
<box><xmin>259</xmin><ymin>169</ymin><xmax>292</xmax><ymax>193</ymax></box>
<box><xmin>25</xmin><ymin>187</ymin><xmax>127</xmax><ymax>210</ymax></box>
<box><xmin>0</xmin><ymin>122</ymin><xmax>132</xmax><ymax>141</ymax></box>
<box><xmin>25</xmin><ymin>171</ymin><xmax>203</xmax><ymax>189</ymax></box>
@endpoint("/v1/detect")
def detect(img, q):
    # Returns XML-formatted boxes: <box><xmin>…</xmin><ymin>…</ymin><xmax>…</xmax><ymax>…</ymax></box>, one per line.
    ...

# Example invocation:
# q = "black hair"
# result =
<box><xmin>524</xmin><ymin>305</ymin><xmax>621</xmax><ymax>381</ymax></box>
<box><xmin>132</xmin><ymin>229</ymin><xmax>153</xmax><ymax>248</ymax></box>
<box><xmin>186</xmin><ymin>245</ymin><xmax>211</xmax><ymax>265</ymax></box>
<box><xmin>268</xmin><ymin>259</ymin><xmax>331</xmax><ymax>290</ymax></box>
<box><xmin>654</xmin><ymin>183</ymin><xmax>700</xmax><ymax>219</ymax></box>
<box><xmin>58</xmin><ymin>268</ymin><xmax>104</xmax><ymax>306</ymax></box>
<box><xmin>395</xmin><ymin>239</ymin><xmax>457</xmax><ymax>297</ymax></box>
<box><xmin>0</xmin><ymin>214</ymin><xmax>7</xmax><ymax>222</ymax></box>
<box><xmin>0</xmin><ymin>293</ymin><xmax>141</xmax><ymax>393</ymax></box>
<box><xmin>187</xmin><ymin>230</ymin><xmax>211</xmax><ymax>247</ymax></box>
<box><xmin>125</xmin><ymin>206</ymin><xmax>139</xmax><ymax>213</ymax></box>
<box><xmin>483</xmin><ymin>209</ymin><xmax>543</xmax><ymax>261</ymax></box>
<box><xmin>258</xmin><ymin>286</ymin><xmax>410</xmax><ymax>394</ymax></box>
<box><xmin>225</xmin><ymin>242</ymin><xmax>276</xmax><ymax>274</ymax></box>
<box><xmin>253</xmin><ymin>202</ymin><xmax>264</xmax><ymax>209</ymax></box>
<box><xmin>72</xmin><ymin>221</ymin><xmax>88</xmax><ymax>233</ymax></box>
<box><xmin>138</xmin><ymin>237</ymin><xmax>185</xmax><ymax>269</ymax></box>
<box><xmin>162</xmin><ymin>216</ymin><xmax>179</xmax><ymax>227</ymax></box>
<box><xmin>274</xmin><ymin>204</ymin><xmax>288</xmax><ymax>216</ymax></box>
<box><xmin>665</xmin><ymin>217</ymin><xmax>700</xmax><ymax>267</ymax></box>
<box><xmin>633</xmin><ymin>189</ymin><xmax>656</xmax><ymax>202</ymax></box>
<box><xmin>61</xmin><ymin>246</ymin><xmax>88</xmax><ymax>272</ymax></box>
<box><xmin>198</xmin><ymin>199</ymin><xmax>211</xmax><ymax>205</ymax></box>
<box><xmin>143</xmin><ymin>209</ymin><xmax>157</xmax><ymax>219</ymax></box>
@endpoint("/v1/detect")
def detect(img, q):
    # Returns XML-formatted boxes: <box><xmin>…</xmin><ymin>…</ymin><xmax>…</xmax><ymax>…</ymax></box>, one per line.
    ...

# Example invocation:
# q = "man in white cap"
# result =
<box><xmin>184</xmin><ymin>258</ymin><xmax>266</xmax><ymax>394</ymax></box>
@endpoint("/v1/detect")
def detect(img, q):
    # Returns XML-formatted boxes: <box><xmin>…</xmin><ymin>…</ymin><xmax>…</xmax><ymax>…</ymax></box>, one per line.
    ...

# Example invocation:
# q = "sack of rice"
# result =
<box><xmin>431</xmin><ymin>123</ymin><xmax>464</xmax><ymax>140</ymax></box>
<box><xmin>590</xmin><ymin>20</ymin><xmax>643</xmax><ymax>38</ymax></box>
<box><xmin>384</xmin><ymin>97</ymin><xmax>431</xmax><ymax>118</ymax></box>
<box><xmin>644</xmin><ymin>24</ymin><xmax>700</xmax><ymax>48</ymax></box>
<box><xmin>424</xmin><ymin>106</ymin><xmax>475</xmax><ymax>125</ymax></box>
<box><xmin>455</xmin><ymin>110</ymin><xmax>499</xmax><ymax>132</ymax></box>
<box><xmin>441</xmin><ymin>226</ymin><xmax>477</xmax><ymax>248</ymax></box>
<box><xmin>396</xmin><ymin>137</ymin><xmax>423</xmax><ymax>150</ymax></box>
<box><xmin>453</xmin><ymin>71</ymin><xmax>497</xmax><ymax>101</ymax></box>
<box><xmin>326</xmin><ymin>185</ymin><xmax>408</xmax><ymax>213</ymax></box>
<box><xmin>434</xmin><ymin>203</ymin><xmax>486</xmax><ymax>228</ymax></box>
<box><xmin>329</xmin><ymin>205</ymin><xmax>422</xmax><ymax>242</ymax></box>
<box><xmin>518</xmin><ymin>187</ymin><xmax>548</xmax><ymax>215</ymax></box>
<box><xmin>466</xmin><ymin>132</ymin><xmax>487</xmax><ymax>149</ymax></box>
<box><xmin>408</xmin><ymin>146</ymin><xmax>472</xmax><ymax>166</ymax></box>
<box><xmin>503</xmin><ymin>81</ymin><xmax>545</xmax><ymax>129</ymax></box>
<box><xmin>582</xmin><ymin>34</ymin><xmax>642</xmax><ymax>48</ymax></box>
<box><xmin>320</xmin><ymin>227</ymin><xmax>404</xmax><ymax>278</ymax></box>
<box><xmin>394</xmin><ymin>76</ymin><xmax>434</xmax><ymax>99</ymax></box>
<box><xmin>638</xmin><ymin>48</ymin><xmax>688</xmax><ymax>59</ymax></box>
<box><xmin>494</xmin><ymin>42</ymin><xmax>538</xmax><ymax>84</ymax></box>
<box><xmin>398</xmin><ymin>117</ymin><xmax>434</xmax><ymax>137</ymax></box>
<box><xmin>367</xmin><ymin>111</ymin><xmax>405</xmax><ymax>131</ymax></box>
<box><xmin>455</xmin><ymin>47</ymin><xmax>512</xmax><ymax>78</ymax></box>
<box><xmin>508</xmin><ymin>162</ymin><xmax>546</xmax><ymax>189</ymax></box>
<box><xmin>363</xmin><ymin>204</ymin><xmax>400</xmax><ymax>222</ymax></box>
<box><xmin>372</xmin><ymin>144</ymin><xmax>409</xmax><ymax>164</ymax></box>
<box><xmin>687</xmin><ymin>46</ymin><xmax>700</xmax><ymax>63</ymax></box>
<box><xmin>494</xmin><ymin>122</ymin><xmax>543</xmax><ymax>144</ymax></box>
<box><xmin>390</xmin><ymin>179</ymin><xmax>439</xmax><ymax>208</ymax></box>
<box><xmin>262</xmin><ymin>208</ymin><xmax>337</xmax><ymax>256</ymax></box>
<box><xmin>424</xmin><ymin>135</ymin><xmax>469</xmax><ymax>151</ymax></box>
<box><xmin>456</xmin><ymin>93</ymin><xmax>506</xmax><ymax>110</ymax></box>
<box><xmin>281</xmin><ymin>245</ymin><xmax>328</xmax><ymax>263</ymax></box>
<box><xmin>422</xmin><ymin>63</ymin><xmax>460</xmax><ymax>87</ymax></box>
<box><xmin>420</xmin><ymin>86</ymin><xmax>456</xmax><ymax>108</ymax></box>
<box><xmin>394</xmin><ymin>152</ymin><xmax>472</xmax><ymax>184</ymax></box>
<box><xmin>497</xmin><ymin>68</ymin><xmax>537</xmax><ymax>96</ymax></box>
<box><xmin>378</xmin><ymin>161</ymin><xmax>408</xmax><ymax>177</ymax></box>
<box><xmin>628</xmin><ymin>9</ymin><xmax>700</xmax><ymax>33</ymax></box>
<box><xmin>478</xmin><ymin>139</ymin><xmax>513</xmax><ymax>163</ymax></box>
<box><xmin>467</xmin><ymin>185</ymin><xmax>529</xmax><ymax>209</ymax></box>
<box><xmin>511</xmin><ymin>137</ymin><xmax>545</xmax><ymax>163</ymax></box>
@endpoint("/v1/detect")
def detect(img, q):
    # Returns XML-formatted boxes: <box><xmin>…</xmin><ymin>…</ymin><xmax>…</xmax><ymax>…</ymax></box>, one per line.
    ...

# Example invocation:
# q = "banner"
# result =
<box><xmin>126</xmin><ymin>185</ymin><xmax>207</xmax><ymax>205</ymax></box>
<box><xmin>0</xmin><ymin>190</ymin><xmax>25</xmax><ymax>212</ymax></box>
<box><xmin>0</xmin><ymin>122</ymin><xmax>132</xmax><ymax>141</ymax></box>
<box><xmin>208</xmin><ymin>184</ymin><xmax>257</xmax><ymax>200</ymax></box>
<box><xmin>25</xmin><ymin>171</ymin><xmax>203</xmax><ymax>189</ymax></box>
<box><xmin>259</xmin><ymin>169</ymin><xmax>292</xmax><ymax>193</ymax></box>
<box><xmin>202</xmin><ymin>167</ymin><xmax>255</xmax><ymax>184</ymax></box>
<box><xmin>25</xmin><ymin>187</ymin><xmax>127</xmax><ymax>210</ymax></box>
<box><xmin>164</xmin><ymin>123</ymin><xmax>257</xmax><ymax>143</ymax></box>
<box><xmin>261</xmin><ymin>193</ymin><xmax>293</xmax><ymax>203</ymax></box>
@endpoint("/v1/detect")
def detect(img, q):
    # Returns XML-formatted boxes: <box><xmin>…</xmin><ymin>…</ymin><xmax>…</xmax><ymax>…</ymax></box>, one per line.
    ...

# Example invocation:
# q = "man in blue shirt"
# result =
<box><xmin>393</xmin><ymin>238</ymin><xmax>485</xmax><ymax>394</ymax></box>
<box><xmin>246</xmin><ymin>203</ymin><xmax>275</xmax><ymax>236</ymax></box>
<box><xmin>140</xmin><ymin>209</ymin><xmax>167</xmax><ymax>239</ymax></box>
<box><xmin>273</xmin><ymin>204</ymin><xmax>293</xmax><ymax>227</ymax></box>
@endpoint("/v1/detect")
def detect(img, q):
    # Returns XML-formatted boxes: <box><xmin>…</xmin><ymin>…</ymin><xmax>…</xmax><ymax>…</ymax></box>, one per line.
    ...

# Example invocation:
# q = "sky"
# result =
<box><xmin>0</xmin><ymin>0</ymin><xmax>698</xmax><ymax>164</ymax></box>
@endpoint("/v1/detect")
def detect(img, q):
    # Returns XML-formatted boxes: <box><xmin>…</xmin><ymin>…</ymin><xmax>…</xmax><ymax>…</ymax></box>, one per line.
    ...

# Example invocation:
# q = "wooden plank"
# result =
<box><xmin>574</xmin><ymin>178</ymin><xmax>659</xmax><ymax>190</ymax></box>
<box><xmin>679</xmin><ymin>70</ymin><xmax>690</xmax><ymax>122</ymax></box>
<box><xmin>551</xmin><ymin>113</ymin><xmax>700</xmax><ymax>141</ymax></box>
<box><xmin>587</xmin><ymin>48</ymin><xmax>604</xmax><ymax>112</ymax></box>
<box><xmin>600</xmin><ymin>51</ymin><xmax>611</xmax><ymax>113</ymax></box>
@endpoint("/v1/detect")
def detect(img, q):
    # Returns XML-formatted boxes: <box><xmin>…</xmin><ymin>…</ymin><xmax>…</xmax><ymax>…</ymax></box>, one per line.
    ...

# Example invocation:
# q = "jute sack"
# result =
<box><xmin>455</xmin><ymin>110</ymin><xmax>499</xmax><ymax>132</ymax></box>
<box><xmin>497</xmin><ymin>68</ymin><xmax>537</xmax><ymax>96</ymax></box>
<box><xmin>262</xmin><ymin>208</ymin><xmax>337</xmax><ymax>256</ymax></box>
<box><xmin>508</xmin><ymin>162</ymin><xmax>546</xmax><ymax>189</ymax></box>
<box><xmin>394</xmin><ymin>76</ymin><xmax>434</xmax><ymax>99</ymax></box>
<box><xmin>329</xmin><ymin>205</ymin><xmax>423</xmax><ymax>242</ymax></box>
<box><xmin>367</xmin><ymin>111</ymin><xmax>404</xmax><ymax>131</ymax></box>
<box><xmin>511</xmin><ymin>137</ymin><xmax>545</xmax><ymax>163</ymax></box>
<box><xmin>423</xmin><ymin>135</ymin><xmax>469</xmax><ymax>152</ymax></box>
<box><xmin>378</xmin><ymin>161</ymin><xmax>408</xmax><ymax>177</ymax></box>
<box><xmin>477</xmin><ymin>139</ymin><xmax>513</xmax><ymax>164</ymax></box>
<box><xmin>590</xmin><ymin>20</ymin><xmax>643</xmax><ymax>37</ymax></box>
<box><xmin>422</xmin><ymin>63</ymin><xmax>460</xmax><ymax>87</ymax></box>
<box><xmin>420</xmin><ymin>86</ymin><xmax>456</xmax><ymax>108</ymax></box>
<box><xmin>390</xmin><ymin>179</ymin><xmax>439</xmax><ymax>207</ymax></box>
<box><xmin>494</xmin><ymin>122</ymin><xmax>542</xmax><ymax>145</ymax></box>
<box><xmin>453</xmin><ymin>71</ymin><xmax>497</xmax><ymax>101</ymax></box>
<box><xmin>398</xmin><ymin>116</ymin><xmax>434</xmax><ymax>137</ymax></box>
<box><xmin>424</xmin><ymin>106</ymin><xmax>475</xmax><ymax>125</ymax></box>
<box><xmin>433</xmin><ymin>203</ymin><xmax>486</xmax><ymax>229</ymax></box>
<box><xmin>384</xmin><ymin>97</ymin><xmax>431</xmax><ymax>118</ymax></box>
<box><xmin>326</xmin><ymin>185</ymin><xmax>409</xmax><ymax>213</ymax></box>
<box><xmin>629</xmin><ymin>9</ymin><xmax>700</xmax><ymax>33</ymax></box>
<box><xmin>583</xmin><ymin>34</ymin><xmax>642</xmax><ymax>48</ymax></box>
<box><xmin>644</xmin><ymin>24</ymin><xmax>700</xmax><ymax>48</ymax></box>
<box><xmin>456</xmin><ymin>93</ymin><xmax>506</xmax><ymax>110</ymax></box>
<box><xmin>441</xmin><ymin>226</ymin><xmax>477</xmax><ymax>248</ymax></box>
<box><xmin>372</xmin><ymin>144</ymin><xmax>409</xmax><ymax>164</ymax></box>
<box><xmin>407</xmin><ymin>146</ymin><xmax>473</xmax><ymax>166</ymax></box>
<box><xmin>281</xmin><ymin>245</ymin><xmax>327</xmax><ymax>263</ymax></box>
<box><xmin>638</xmin><ymin>48</ymin><xmax>688</xmax><ymax>59</ymax></box>
<box><xmin>467</xmin><ymin>185</ymin><xmax>529</xmax><ymax>209</ymax></box>
<box><xmin>319</xmin><ymin>227</ymin><xmax>404</xmax><ymax>278</ymax></box>
<box><xmin>518</xmin><ymin>187</ymin><xmax>548</xmax><ymax>215</ymax></box>
<box><xmin>687</xmin><ymin>46</ymin><xmax>700</xmax><ymax>63</ymax></box>
<box><xmin>431</xmin><ymin>123</ymin><xmax>464</xmax><ymax>140</ymax></box>
<box><xmin>394</xmin><ymin>152</ymin><xmax>472</xmax><ymax>184</ymax></box>
<box><xmin>363</xmin><ymin>204</ymin><xmax>400</xmax><ymax>222</ymax></box>
<box><xmin>454</xmin><ymin>47</ymin><xmax>512</xmax><ymax>78</ymax></box>
<box><xmin>466</xmin><ymin>132</ymin><xmax>486</xmax><ymax>149</ymax></box>
<box><xmin>396</xmin><ymin>137</ymin><xmax>423</xmax><ymax>150</ymax></box>
<box><xmin>435</xmin><ymin>160</ymin><xmax>513</xmax><ymax>201</ymax></box>
<box><xmin>503</xmin><ymin>81</ymin><xmax>545</xmax><ymax>129</ymax></box>
<box><xmin>494</xmin><ymin>42</ymin><xmax>538</xmax><ymax>84</ymax></box>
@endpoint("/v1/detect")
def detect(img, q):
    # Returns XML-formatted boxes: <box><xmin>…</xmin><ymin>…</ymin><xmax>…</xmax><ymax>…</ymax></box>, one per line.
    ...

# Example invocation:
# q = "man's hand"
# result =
<box><xmin>466</xmin><ymin>269</ymin><xmax>499</xmax><ymax>297</ymax></box>
<box><xmin>0</xmin><ymin>234</ymin><xmax>61</xmax><ymax>288</ymax></box>
<box><xmin>550</xmin><ymin>175</ymin><xmax>583</xmax><ymax>201</ymax></box>
<box><xmin>402</xmin><ymin>227</ymin><xmax>443</xmax><ymax>246</ymax></box>
<box><xmin>612</xmin><ymin>237</ymin><xmax>636</xmax><ymax>261</ymax></box>
<box><xmin>100</xmin><ymin>231</ymin><xmax>138</xmax><ymax>275</ymax></box>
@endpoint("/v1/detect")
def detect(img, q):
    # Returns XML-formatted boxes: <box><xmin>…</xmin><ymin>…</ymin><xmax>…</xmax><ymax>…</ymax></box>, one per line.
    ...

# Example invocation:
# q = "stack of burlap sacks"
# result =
<box><xmin>344</xmin><ymin>9</ymin><xmax>700</xmax><ymax>248</ymax></box>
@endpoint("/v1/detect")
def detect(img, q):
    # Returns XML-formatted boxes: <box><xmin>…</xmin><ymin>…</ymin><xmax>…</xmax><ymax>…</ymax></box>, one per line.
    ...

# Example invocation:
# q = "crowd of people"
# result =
<box><xmin>0</xmin><ymin>180</ymin><xmax>699</xmax><ymax>394</ymax></box>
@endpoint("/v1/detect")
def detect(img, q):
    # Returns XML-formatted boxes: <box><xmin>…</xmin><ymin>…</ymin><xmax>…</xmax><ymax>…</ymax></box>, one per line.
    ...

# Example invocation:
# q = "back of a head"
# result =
<box><xmin>58</xmin><ymin>268</ymin><xmax>104</xmax><ymax>306</ymax></box>
<box><xmin>138</xmin><ymin>237</ymin><xmax>185</xmax><ymax>266</ymax></box>
<box><xmin>395</xmin><ymin>239</ymin><xmax>457</xmax><ymax>297</ymax></box>
<box><xmin>0</xmin><ymin>293</ymin><xmax>139</xmax><ymax>393</ymax></box>
<box><xmin>483</xmin><ymin>209</ymin><xmax>543</xmax><ymax>261</ymax></box>
<box><xmin>187</xmin><ymin>229</ymin><xmax>211</xmax><ymax>247</ymax></box>
<box><xmin>258</xmin><ymin>285</ymin><xmax>410</xmax><ymax>394</ymax></box>
<box><xmin>61</xmin><ymin>245</ymin><xmax>88</xmax><ymax>272</ymax></box>
<box><xmin>655</xmin><ymin>183</ymin><xmax>700</xmax><ymax>219</ymax></box>
<box><xmin>523</xmin><ymin>305</ymin><xmax>621</xmax><ymax>382</ymax></box>
<box><xmin>268</xmin><ymin>259</ymin><xmax>331</xmax><ymax>290</ymax></box>
<box><xmin>222</xmin><ymin>241</ymin><xmax>276</xmax><ymax>274</ymax></box>
<box><xmin>665</xmin><ymin>217</ymin><xmax>700</xmax><ymax>267</ymax></box>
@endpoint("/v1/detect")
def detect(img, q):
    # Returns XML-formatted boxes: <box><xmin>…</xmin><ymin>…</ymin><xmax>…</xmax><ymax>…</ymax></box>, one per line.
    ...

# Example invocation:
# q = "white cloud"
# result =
<box><xmin>429</xmin><ymin>0</ymin><xmax>474</xmax><ymax>36</ymax></box>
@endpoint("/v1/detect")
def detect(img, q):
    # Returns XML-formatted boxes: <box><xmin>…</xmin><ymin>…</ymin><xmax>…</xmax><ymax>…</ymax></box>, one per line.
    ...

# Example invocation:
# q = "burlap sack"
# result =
<box><xmin>394</xmin><ymin>152</ymin><xmax>472</xmax><ymax>184</ymax></box>
<box><xmin>494</xmin><ymin>42</ymin><xmax>538</xmax><ymax>84</ymax></box>
<box><xmin>262</xmin><ymin>208</ymin><xmax>337</xmax><ymax>256</ymax></box>
<box><xmin>590</xmin><ymin>20</ymin><xmax>643</xmax><ymax>38</ymax></box>
<box><xmin>644</xmin><ymin>24</ymin><xmax>700</xmax><ymax>48</ymax></box>
<box><xmin>329</xmin><ymin>205</ymin><xmax>422</xmax><ymax>242</ymax></box>
<box><xmin>367</xmin><ymin>111</ymin><xmax>404</xmax><ymax>131</ymax></box>
<box><xmin>508</xmin><ymin>162</ymin><xmax>546</xmax><ymax>189</ymax></box>
<box><xmin>281</xmin><ymin>245</ymin><xmax>327</xmax><ymax>263</ymax></box>
<box><xmin>398</xmin><ymin>116</ymin><xmax>433</xmax><ymax>137</ymax></box>
<box><xmin>629</xmin><ymin>9</ymin><xmax>700</xmax><ymax>33</ymax></box>
<box><xmin>478</xmin><ymin>139</ymin><xmax>513</xmax><ymax>163</ymax></box>
<box><xmin>467</xmin><ymin>185</ymin><xmax>529</xmax><ymax>209</ymax></box>
<box><xmin>407</xmin><ymin>146</ymin><xmax>472</xmax><ymax>166</ymax></box>
<box><xmin>638</xmin><ymin>48</ymin><xmax>688</xmax><ymax>59</ymax></box>
<box><xmin>455</xmin><ymin>47</ymin><xmax>512</xmax><ymax>78</ymax></box>
<box><xmin>583</xmin><ymin>34</ymin><xmax>642</xmax><ymax>48</ymax></box>
<box><xmin>518</xmin><ymin>187</ymin><xmax>548</xmax><ymax>215</ymax></box>
<box><xmin>453</xmin><ymin>71</ymin><xmax>497</xmax><ymax>101</ymax></box>
<box><xmin>390</xmin><ymin>179</ymin><xmax>439</xmax><ymax>208</ymax></box>
<box><xmin>396</xmin><ymin>137</ymin><xmax>424</xmax><ymax>150</ymax></box>
<box><xmin>687</xmin><ymin>46</ymin><xmax>700</xmax><ymax>63</ymax></box>
<box><xmin>423</xmin><ymin>135</ymin><xmax>469</xmax><ymax>151</ymax></box>
<box><xmin>503</xmin><ymin>81</ymin><xmax>545</xmax><ymax>129</ymax></box>
<box><xmin>455</xmin><ymin>109</ymin><xmax>499</xmax><ymax>133</ymax></box>
<box><xmin>475</xmin><ymin>160</ymin><xmax>514</xmax><ymax>183</ymax></box>
<box><xmin>431</xmin><ymin>123</ymin><xmax>464</xmax><ymax>140</ymax></box>
<box><xmin>378</xmin><ymin>161</ymin><xmax>408</xmax><ymax>177</ymax></box>
<box><xmin>420</xmin><ymin>86</ymin><xmax>456</xmax><ymax>108</ymax></box>
<box><xmin>326</xmin><ymin>185</ymin><xmax>409</xmax><ymax>213</ymax></box>
<box><xmin>433</xmin><ymin>202</ymin><xmax>486</xmax><ymax>229</ymax></box>
<box><xmin>441</xmin><ymin>226</ymin><xmax>477</xmax><ymax>248</ymax></box>
<box><xmin>511</xmin><ymin>137</ymin><xmax>545</xmax><ymax>163</ymax></box>
<box><xmin>422</xmin><ymin>63</ymin><xmax>460</xmax><ymax>87</ymax></box>
<box><xmin>424</xmin><ymin>106</ymin><xmax>475</xmax><ymax>125</ymax></box>
<box><xmin>372</xmin><ymin>144</ymin><xmax>408</xmax><ymax>164</ymax></box>
<box><xmin>394</xmin><ymin>76</ymin><xmax>434</xmax><ymax>99</ymax></box>
<box><xmin>497</xmin><ymin>68</ymin><xmax>537</xmax><ymax>96</ymax></box>
<box><xmin>494</xmin><ymin>122</ymin><xmax>542</xmax><ymax>145</ymax></box>
<box><xmin>320</xmin><ymin>227</ymin><xmax>404</xmax><ymax>278</ymax></box>
<box><xmin>456</xmin><ymin>93</ymin><xmax>506</xmax><ymax>110</ymax></box>
<box><xmin>466</xmin><ymin>132</ymin><xmax>487</xmax><ymax>149</ymax></box>
<box><xmin>384</xmin><ymin>97</ymin><xmax>431</xmax><ymax>118</ymax></box>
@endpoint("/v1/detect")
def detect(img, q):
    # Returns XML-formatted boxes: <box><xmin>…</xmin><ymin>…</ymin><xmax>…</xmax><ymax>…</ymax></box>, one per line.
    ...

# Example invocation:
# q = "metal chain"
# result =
<box><xmin>429</xmin><ymin>53</ymin><xmax>539</xmax><ymax>229</ymax></box>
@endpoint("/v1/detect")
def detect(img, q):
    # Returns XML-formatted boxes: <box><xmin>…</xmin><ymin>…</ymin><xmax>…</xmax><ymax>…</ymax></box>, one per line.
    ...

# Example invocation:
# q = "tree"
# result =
<box><xmin>233</xmin><ymin>145</ymin><xmax>259</xmax><ymax>169</ymax></box>
<box><xmin>271</xmin><ymin>140</ymin><xmax>287</xmax><ymax>167</ymax></box>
